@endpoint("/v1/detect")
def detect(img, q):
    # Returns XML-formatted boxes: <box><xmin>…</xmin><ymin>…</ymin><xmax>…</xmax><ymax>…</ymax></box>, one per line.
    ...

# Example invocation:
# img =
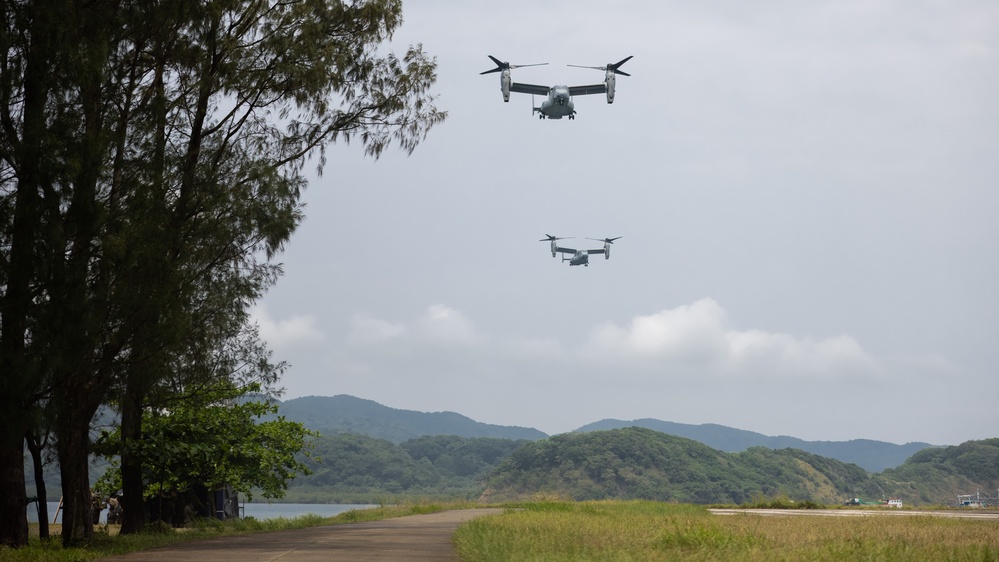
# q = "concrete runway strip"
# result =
<box><xmin>710</xmin><ymin>508</ymin><xmax>999</xmax><ymax>520</ymax></box>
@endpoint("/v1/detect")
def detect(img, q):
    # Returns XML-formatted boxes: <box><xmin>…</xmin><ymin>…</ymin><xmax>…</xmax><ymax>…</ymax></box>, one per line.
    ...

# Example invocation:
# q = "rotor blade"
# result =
<box><xmin>609</xmin><ymin>56</ymin><xmax>633</xmax><ymax>76</ymax></box>
<box><xmin>586</xmin><ymin>236</ymin><xmax>622</xmax><ymax>243</ymax></box>
<box><xmin>479</xmin><ymin>55</ymin><xmax>548</xmax><ymax>74</ymax></box>
<box><xmin>567</xmin><ymin>56</ymin><xmax>632</xmax><ymax>75</ymax></box>
<box><xmin>610</xmin><ymin>56</ymin><xmax>633</xmax><ymax>69</ymax></box>
<box><xmin>480</xmin><ymin>55</ymin><xmax>508</xmax><ymax>75</ymax></box>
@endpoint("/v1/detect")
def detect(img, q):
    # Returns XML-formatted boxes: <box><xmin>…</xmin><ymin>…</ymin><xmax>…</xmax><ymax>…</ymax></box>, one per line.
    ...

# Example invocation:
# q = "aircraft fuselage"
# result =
<box><xmin>536</xmin><ymin>86</ymin><xmax>575</xmax><ymax>120</ymax></box>
<box><xmin>567</xmin><ymin>250</ymin><xmax>589</xmax><ymax>266</ymax></box>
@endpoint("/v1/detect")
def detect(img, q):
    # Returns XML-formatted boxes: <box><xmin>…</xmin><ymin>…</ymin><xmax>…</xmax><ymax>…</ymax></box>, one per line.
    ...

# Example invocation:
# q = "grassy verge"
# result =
<box><xmin>453</xmin><ymin>500</ymin><xmax>999</xmax><ymax>561</ymax></box>
<box><xmin>2</xmin><ymin>501</ymin><xmax>476</xmax><ymax>562</ymax></box>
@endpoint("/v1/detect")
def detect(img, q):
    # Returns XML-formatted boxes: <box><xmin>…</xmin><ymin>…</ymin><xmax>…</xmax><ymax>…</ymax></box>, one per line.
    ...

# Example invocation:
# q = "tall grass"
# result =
<box><xmin>453</xmin><ymin>501</ymin><xmax>999</xmax><ymax>561</ymax></box>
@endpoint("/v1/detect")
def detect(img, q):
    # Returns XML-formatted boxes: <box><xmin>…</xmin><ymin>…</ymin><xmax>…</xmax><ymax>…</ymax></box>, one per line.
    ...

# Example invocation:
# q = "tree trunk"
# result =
<box><xmin>25</xmin><ymin>432</ymin><xmax>50</xmax><ymax>540</ymax></box>
<box><xmin>57</xmin><ymin>412</ymin><xmax>95</xmax><ymax>546</ymax></box>
<box><xmin>119</xmin><ymin>384</ymin><xmax>147</xmax><ymax>534</ymax></box>
<box><xmin>0</xmin><ymin>437</ymin><xmax>28</xmax><ymax>547</ymax></box>
<box><xmin>0</xmin><ymin>0</ymin><xmax>58</xmax><ymax>547</ymax></box>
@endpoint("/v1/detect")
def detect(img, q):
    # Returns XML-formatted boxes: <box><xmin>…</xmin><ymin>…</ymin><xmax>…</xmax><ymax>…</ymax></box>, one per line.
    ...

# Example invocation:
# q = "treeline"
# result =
<box><xmin>281</xmin><ymin>434</ymin><xmax>529</xmax><ymax>503</ymax></box>
<box><xmin>872</xmin><ymin>437</ymin><xmax>999</xmax><ymax>504</ymax></box>
<box><xmin>0</xmin><ymin>0</ymin><xmax>445</xmax><ymax>548</ymax></box>
<box><xmin>481</xmin><ymin>428</ymin><xmax>998</xmax><ymax>505</ymax></box>
<box><xmin>285</xmin><ymin>429</ymin><xmax>999</xmax><ymax>506</ymax></box>
<box><xmin>480</xmin><ymin>428</ymin><xmax>870</xmax><ymax>504</ymax></box>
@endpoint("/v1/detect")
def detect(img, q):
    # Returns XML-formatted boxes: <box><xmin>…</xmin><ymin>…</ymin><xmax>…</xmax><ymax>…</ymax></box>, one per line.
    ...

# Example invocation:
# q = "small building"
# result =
<box><xmin>886</xmin><ymin>498</ymin><xmax>903</xmax><ymax>508</ymax></box>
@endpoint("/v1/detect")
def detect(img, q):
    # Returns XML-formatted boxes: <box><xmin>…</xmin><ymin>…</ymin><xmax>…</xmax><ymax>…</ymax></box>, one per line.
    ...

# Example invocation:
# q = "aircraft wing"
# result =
<box><xmin>555</xmin><ymin>246</ymin><xmax>576</xmax><ymax>255</ymax></box>
<box><xmin>510</xmin><ymin>82</ymin><xmax>550</xmax><ymax>96</ymax></box>
<box><xmin>586</xmin><ymin>248</ymin><xmax>606</xmax><ymax>255</ymax></box>
<box><xmin>568</xmin><ymin>83</ymin><xmax>607</xmax><ymax>96</ymax></box>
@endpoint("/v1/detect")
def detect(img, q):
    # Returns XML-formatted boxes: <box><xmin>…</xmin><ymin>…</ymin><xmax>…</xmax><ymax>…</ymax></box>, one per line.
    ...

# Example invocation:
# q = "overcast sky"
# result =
<box><xmin>253</xmin><ymin>0</ymin><xmax>998</xmax><ymax>446</ymax></box>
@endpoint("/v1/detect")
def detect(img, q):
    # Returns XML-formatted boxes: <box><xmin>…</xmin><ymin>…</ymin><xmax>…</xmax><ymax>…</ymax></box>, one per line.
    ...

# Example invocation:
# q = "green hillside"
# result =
<box><xmin>481</xmin><ymin>428</ymin><xmax>999</xmax><ymax>505</ymax></box>
<box><xmin>482</xmin><ymin>427</ymin><xmax>872</xmax><ymax>503</ymax></box>
<box><xmin>282</xmin><ymin>433</ymin><xmax>529</xmax><ymax>502</ymax></box>
<box><xmin>577</xmin><ymin>418</ymin><xmax>933</xmax><ymax>472</ymax></box>
<box><xmin>863</xmin><ymin>438</ymin><xmax>999</xmax><ymax>504</ymax></box>
<box><xmin>268</xmin><ymin>395</ymin><xmax>931</xmax><ymax>471</ymax></box>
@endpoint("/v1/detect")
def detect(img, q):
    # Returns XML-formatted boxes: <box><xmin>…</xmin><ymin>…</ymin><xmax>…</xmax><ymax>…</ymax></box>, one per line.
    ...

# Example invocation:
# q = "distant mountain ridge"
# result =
<box><xmin>576</xmin><ymin>419</ymin><xmax>934</xmax><ymax>473</ymax></box>
<box><xmin>271</xmin><ymin>395</ymin><xmax>547</xmax><ymax>443</ymax></box>
<box><xmin>271</xmin><ymin>395</ymin><xmax>934</xmax><ymax>472</ymax></box>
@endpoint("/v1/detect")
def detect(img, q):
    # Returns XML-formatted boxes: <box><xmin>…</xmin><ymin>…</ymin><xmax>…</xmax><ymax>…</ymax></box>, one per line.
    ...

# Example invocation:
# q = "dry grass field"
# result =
<box><xmin>453</xmin><ymin>501</ymin><xmax>999</xmax><ymax>561</ymax></box>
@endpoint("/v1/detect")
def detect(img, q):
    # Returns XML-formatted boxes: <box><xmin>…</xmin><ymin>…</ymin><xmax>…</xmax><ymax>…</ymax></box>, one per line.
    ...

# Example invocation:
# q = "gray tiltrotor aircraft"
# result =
<box><xmin>481</xmin><ymin>55</ymin><xmax>633</xmax><ymax>120</ymax></box>
<box><xmin>541</xmin><ymin>235</ymin><xmax>622</xmax><ymax>266</ymax></box>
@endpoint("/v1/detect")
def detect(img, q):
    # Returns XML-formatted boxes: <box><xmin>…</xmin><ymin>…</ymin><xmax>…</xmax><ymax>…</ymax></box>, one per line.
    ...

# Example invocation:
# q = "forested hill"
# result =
<box><xmin>481</xmin><ymin>428</ymin><xmax>998</xmax><ymax>505</ymax></box>
<box><xmin>269</xmin><ymin>395</ymin><xmax>547</xmax><ymax>443</ymax></box>
<box><xmin>878</xmin><ymin>437</ymin><xmax>999</xmax><ymax>504</ymax></box>
<box><xmin>577</xmin><ymin>419</ymin><xmax>933</xmax><ymax>472</ymax></box>
<box><xmin>482</xmin><ymin>427</ymin><xmax>871</xmax><ymax>504</ymax></box>
<box><xmin>268</xmin><ymin>395</ymin><xmax>933</xmax><ymax>471</ymax></box>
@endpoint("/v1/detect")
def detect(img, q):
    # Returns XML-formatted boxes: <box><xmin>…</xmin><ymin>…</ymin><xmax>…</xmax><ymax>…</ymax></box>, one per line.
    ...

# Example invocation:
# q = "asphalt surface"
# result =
<box><xmin>96</xmin><ymin>508</ymin><xmax>503</xmax><ymax>562</ymax></box>
<box><xmin>710</xmin><ymin>508</ymin><xmax>999</xmax><ymax>520</ymax></box>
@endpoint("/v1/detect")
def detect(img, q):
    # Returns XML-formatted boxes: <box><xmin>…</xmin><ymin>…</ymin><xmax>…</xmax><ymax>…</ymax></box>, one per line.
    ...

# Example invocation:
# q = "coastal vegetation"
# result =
<box><xmin>453</xmin><ymin>501</ymin><xmax>999</xmax><ymax>561</ymax></box>
<box><xmin>264</xmin><ymin>394</ymin><xmax>927</xmax><ymax>472</ymax></box>
<box><xmin>278</xmin><ymin>430</ymin><xmax>998</xmax><ymax>507</ymax></box>
<box><xmin>280</xmin><ymin>433</ymin><xmax>529</xmax><ymax>503</ymax></box>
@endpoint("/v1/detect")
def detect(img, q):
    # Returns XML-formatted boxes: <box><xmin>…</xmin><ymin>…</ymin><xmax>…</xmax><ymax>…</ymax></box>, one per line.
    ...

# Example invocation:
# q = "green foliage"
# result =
<box><xmin>482</xmin><ymin>428</ymin><xmax>996</xmax><ymax>505</ymax></box>
<box><xmin>869</xmin><ymin>438</ymin><xmax>999</xmax><ymax>504</ymax></box>
<box><xmin>288</xmin><ymin>433</ymin><xmax>528</xmax><ymax>501</ymax></box>
<box><xmin>486</xmin><ymin>428</ymin><xmax>796</xmax><ymax>503</ymax></box>
<box><xmin>0</xmin><ymin>0</ymin><xmax>447</xmax><ymax>544</ymax></box>
<box><xmin>578</xmin><ymin>420</ymin><xmax>933</xmax><ymax>472</ymax></box>
<box><xmin>901</xmin><ymin>439</ymin><xmax>999</xmax><ymax>482</ymax></box>
<box><xmin>239</xmin><ymin>430</ymin><xmax>999</xmax><ymax>507</ymax></box>
<box><xmin>95</xmin><ymin>382</ymin><xmax>313</xmax><ymax>502</ymax></box>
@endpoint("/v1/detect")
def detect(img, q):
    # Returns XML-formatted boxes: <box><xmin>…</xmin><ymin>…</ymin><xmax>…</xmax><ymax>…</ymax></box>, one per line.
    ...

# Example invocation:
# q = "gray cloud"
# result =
<box><xmin>258</xmin><ymin>0</ymin><xmax>999</xmax><ymax>445</ymax></box>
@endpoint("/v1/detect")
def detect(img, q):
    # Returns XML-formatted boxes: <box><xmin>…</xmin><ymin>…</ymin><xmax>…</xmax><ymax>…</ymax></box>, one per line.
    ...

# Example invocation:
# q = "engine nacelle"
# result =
<box><xmin>501</xmin><ymin>69</ymin><xmax>511</xmax><ymax>102</ymax></box>
<box><xmin>551</xmin><ymin>239</ymin><xmax>557</xmax><ymax>257</ymax></box>
<box><xmin>605</xmin><ymin>70</ymin><xmax>616</xmax><ymax>104</ymax></box>
<box><xmin>604</xmin><ymin>241</ymin><xmax>611</xmax><ymax>259</ymax></box>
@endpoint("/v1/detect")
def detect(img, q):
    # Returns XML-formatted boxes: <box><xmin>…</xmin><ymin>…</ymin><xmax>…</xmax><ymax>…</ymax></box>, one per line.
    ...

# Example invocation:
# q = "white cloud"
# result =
<box><xmin>586</xmin><ymin>298</ymin><xmax>878</xmax><ymax>379</ymax></box>
<box><xmin>348</xmin><ymin>314</ymin><xmax>406</xmax><ymax>345</ymax></box>
<box><xmin>590</xmin><ymin>299</ymin><xmax>728</xmax><ymax>359</ymax></box>
<box><xmin>348</xmin><ymin>304</ymin><xmax>482</xmax><ymax>348</ymax></box>
<box><xmin>417</xmin><ymin>304</ymin><xmax>483</xmax><ymax>346</ymax></box>
<box><xmin>250</xmin><ymin>304</ymin><xmax>323</xmax><ymax>350</ymax></box>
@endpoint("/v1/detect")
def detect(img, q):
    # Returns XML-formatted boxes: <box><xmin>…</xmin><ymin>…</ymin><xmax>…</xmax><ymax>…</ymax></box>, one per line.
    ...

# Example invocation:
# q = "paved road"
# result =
<box><xmin>97</xmin><ymin>509</ymin><xmax>503</xmax><ymax>562</ymax></box>
<box><xmin>710</xmin><ymin>508</ymin><xmax>999</xmax><ymax>520</ymax></box>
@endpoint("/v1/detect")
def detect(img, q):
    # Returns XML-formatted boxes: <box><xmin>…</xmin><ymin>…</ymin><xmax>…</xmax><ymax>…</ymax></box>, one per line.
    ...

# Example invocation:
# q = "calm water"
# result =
<box><xmin>243</xmin><ymin>503</ymin><xmax>377</xmax><ymax>520</ymax></box>
<box><xmin>28</xmin><ymin>501</ymin><xmax>375</xmax><ymax>524</ymax></box>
